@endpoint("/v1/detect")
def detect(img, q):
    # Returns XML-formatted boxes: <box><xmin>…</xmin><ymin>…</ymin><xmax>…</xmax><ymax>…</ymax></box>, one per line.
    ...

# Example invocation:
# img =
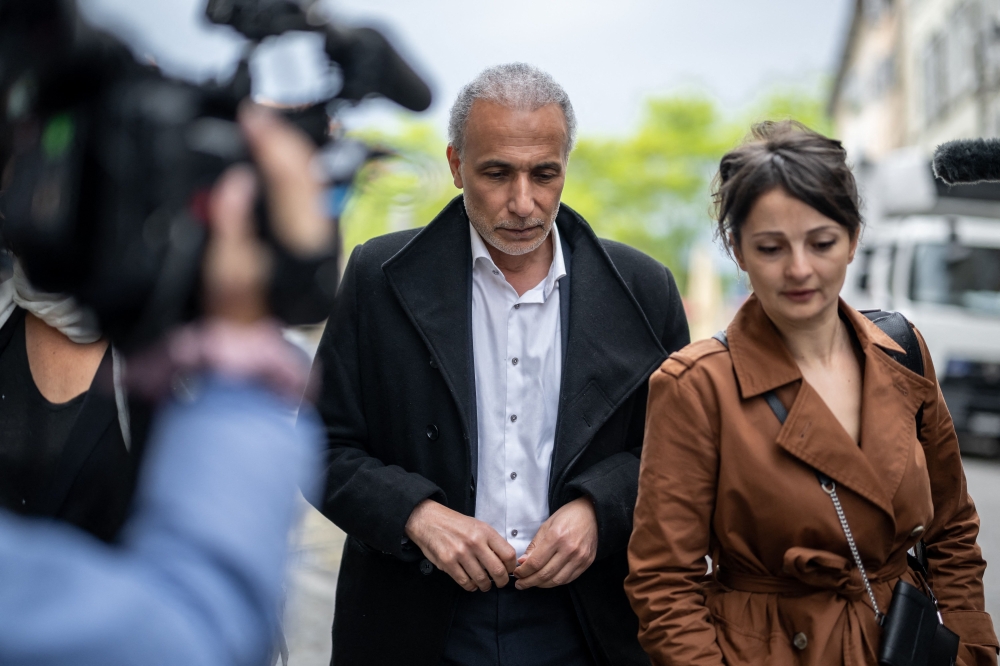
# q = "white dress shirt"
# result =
<box><xmin>470</xmin><ymin>222</ymin><xmax>567</xmax><ymax>557</ymax></box>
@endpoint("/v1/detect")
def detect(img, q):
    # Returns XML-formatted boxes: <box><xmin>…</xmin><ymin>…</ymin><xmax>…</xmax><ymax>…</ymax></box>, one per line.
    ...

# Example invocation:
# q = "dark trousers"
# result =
<box><xmin>439</xmin><ymin>582</ymin><xmax>594</xmax><ymax>666</ymax></box>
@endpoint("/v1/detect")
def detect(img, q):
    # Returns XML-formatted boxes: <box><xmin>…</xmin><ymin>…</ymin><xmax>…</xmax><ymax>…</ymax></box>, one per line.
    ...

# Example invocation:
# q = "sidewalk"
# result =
<box><xmin>282</xmin><ymin>501</ymin><xmax>345</xmax><ymax>666</ymax></box>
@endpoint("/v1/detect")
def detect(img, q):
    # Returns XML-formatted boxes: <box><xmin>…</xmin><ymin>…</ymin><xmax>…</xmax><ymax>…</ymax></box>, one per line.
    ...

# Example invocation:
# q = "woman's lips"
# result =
<box><xmin>782</xmin><ymin>289</ymin><xmax>818</xmax><ymax>303</ymax></box>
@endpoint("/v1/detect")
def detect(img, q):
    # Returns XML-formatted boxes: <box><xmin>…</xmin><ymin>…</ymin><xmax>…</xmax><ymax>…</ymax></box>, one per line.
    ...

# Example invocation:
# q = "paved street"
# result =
<box><xmin>963</xmin><ymin>458</ymin><xmax>1000</xmax><ymax>619</ymax></box>
<box><xmin>279</xmin><ymin>458</ymin><xmax>1000</xmax><ymax>665</ymax></box>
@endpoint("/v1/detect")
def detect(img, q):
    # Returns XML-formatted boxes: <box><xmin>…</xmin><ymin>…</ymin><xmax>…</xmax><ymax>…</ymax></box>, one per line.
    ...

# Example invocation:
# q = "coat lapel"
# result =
<box><xmin>382</xmin><ymin>197</ymin><xmax>479</xmax><ymax>472</ymax></box>
<box><xmin>728</xmin><ymin>297</ymin><xmax>932</xmax><ymax>520</ymax></box>
<box><xmin>549</xmin><ymin>206</ymin><xmax>667</xmax><ymax>489</ymax></box>
<box><xmin>853</xmin><ymin>310</ymin><xmax>934</xmax><ymax>505</ymax></box>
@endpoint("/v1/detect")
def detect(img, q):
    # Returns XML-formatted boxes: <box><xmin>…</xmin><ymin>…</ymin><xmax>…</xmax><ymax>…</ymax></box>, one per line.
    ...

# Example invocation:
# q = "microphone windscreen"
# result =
<box><xmin>933</xmin><ymin>138</ymin><xmax>1000</xmax><ymax>185</ymax></box>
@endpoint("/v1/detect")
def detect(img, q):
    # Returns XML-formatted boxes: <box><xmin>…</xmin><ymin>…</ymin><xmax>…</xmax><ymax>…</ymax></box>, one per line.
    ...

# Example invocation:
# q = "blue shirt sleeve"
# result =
<box><xmin>0</xmin><ymin>379</ymin><xmax>322</xmax><ymax>666</ymax></box>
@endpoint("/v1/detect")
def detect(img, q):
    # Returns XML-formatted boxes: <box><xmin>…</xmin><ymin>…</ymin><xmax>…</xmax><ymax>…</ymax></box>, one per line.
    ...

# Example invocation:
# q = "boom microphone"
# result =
<box><xmin>932</xmin><ymin>138</ymin><xmax>1000</xmax><ymax>185</ymax></box>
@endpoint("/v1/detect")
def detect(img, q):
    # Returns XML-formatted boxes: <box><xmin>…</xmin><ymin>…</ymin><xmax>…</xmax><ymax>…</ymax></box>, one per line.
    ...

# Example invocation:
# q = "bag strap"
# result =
<box><xmin>815</xmin><ymin>471</ymin><xmax>885</xmax><ymax>624</ymax></box>
<box><xmin>860</xmin><ymin>310</ymin><xmax>924</xmax><ymax>378</ymax></box>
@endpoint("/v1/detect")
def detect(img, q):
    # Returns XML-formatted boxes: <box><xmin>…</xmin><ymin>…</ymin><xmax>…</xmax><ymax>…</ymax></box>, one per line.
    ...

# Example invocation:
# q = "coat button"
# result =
<box><xmin>793</xmin><ymin>632</ymin><xmax>808</xmax><ymax>650</ymax></box>
<box><xmin>910</xmin><ymin>525</ymin><xmax>925</xmax><ymax>538</ymax></box>
<box><xmin>426</xmin><ymin>424</ymin><xmax>439</xmax><ymax>441</ymax></box>
<box><xmin>429</xmin><ymin>358</ymin><xmax>438</xmax><ymax>369</ymax></box>
<box><xmin>419</xmin><ymin>558</ymin><xmax>434</xmax><ymax>575</ymax></box>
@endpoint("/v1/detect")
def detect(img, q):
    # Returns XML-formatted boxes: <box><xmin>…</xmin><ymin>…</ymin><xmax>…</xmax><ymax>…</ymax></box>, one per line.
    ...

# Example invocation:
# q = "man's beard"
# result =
<box><xmin>464</xmin><ymin>194</ymin><xmax>560</xmax><ymax>257</ymax></box>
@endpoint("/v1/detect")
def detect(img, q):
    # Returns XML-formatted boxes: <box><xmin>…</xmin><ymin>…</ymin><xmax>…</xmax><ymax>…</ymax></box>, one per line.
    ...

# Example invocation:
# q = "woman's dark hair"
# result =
<box><xmin>712</xmin><ymin>120</ymin><xmax>862</xmax><ymax>257</ymax></box>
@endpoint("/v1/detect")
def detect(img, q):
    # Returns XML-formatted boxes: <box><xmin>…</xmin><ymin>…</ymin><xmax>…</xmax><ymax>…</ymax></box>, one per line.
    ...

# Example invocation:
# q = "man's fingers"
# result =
<box><xmin>458</xmin><ymin>553</ymin><xmax>492</xmax><ymax>592</ymax></box>
<box><xmin>516</xmin><ymin>549</ymin><xmax>573</xmax><ymax>589</ymax></box>
<box><xmin>485</xmin><ymin>530</ymin><xmax>517</xmax><ymax>573</ymax></box>
<box><xmin>471</xmin><ymin>540</ymin><xmax>514</xmax><ymax>588</ymax></box>
<box><xmin>442</xmin><ymin>559</ymin><xmax>478</xmax><ymax>592</ymax></box>
<box><xmin>514</xmin><ymin>537</ymin><xmax>557</xmax><ymax>580</ymax></box>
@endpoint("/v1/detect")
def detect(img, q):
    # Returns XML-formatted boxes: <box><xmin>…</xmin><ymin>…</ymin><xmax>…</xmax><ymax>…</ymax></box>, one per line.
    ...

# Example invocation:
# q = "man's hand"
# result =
<box><xmin>513</xmin><ymin>496</ymin><xmax>598</xmax><ymax>590</ymax></box>
<box><xmin>405</xmin><ymin>500</ymin><xmax>517</xmax><ymax>592</ymax></box>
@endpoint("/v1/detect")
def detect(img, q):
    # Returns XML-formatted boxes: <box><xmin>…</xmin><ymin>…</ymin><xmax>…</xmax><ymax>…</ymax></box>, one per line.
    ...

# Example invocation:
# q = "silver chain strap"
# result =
<box><xmin>819</xmin><ymin>477</ymin><xmax>885</xmax><ymax>625</ymax></box>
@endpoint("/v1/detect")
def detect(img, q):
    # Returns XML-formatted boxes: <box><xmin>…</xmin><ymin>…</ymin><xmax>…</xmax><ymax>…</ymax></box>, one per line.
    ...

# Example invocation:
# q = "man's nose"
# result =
<box><xmin>508</xmin><ymin>174</ymin><xmax>534</xmax><ymax>219</ymax></box>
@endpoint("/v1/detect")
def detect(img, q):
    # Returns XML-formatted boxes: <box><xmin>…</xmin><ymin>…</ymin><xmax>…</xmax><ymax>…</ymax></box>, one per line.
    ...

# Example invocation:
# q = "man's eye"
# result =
<box><xmin>535</xmin><ymin>173</ymin><xmax>555</xmax><ymax>182</ymax></box>
<box><xmin>485</xmin><ymin>171</ymin><xmax>505</xmax><ymax>180</ymax></box>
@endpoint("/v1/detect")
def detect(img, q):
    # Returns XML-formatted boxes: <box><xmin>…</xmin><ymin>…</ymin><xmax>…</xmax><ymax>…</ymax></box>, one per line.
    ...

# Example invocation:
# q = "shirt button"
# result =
<box><xmin>510</xmin><ymin>414</ymin><xmax>517</xmax><ymax>423</ymax></box>
<box><xmin>793</xmin><ymin>632</ymin><xmax>808</xmax><ymax>650</ymax></box>
<box><xmin>911</xmin><ymin>525</ymin><xmax>925</xmax><ymax>538</ymax></box>
<box><xmin>492</xmin><ymin>269</ymin><xmax>499</xmax><ymax>276</ymax></box>
<box><xmin>511</xmin><ymin>529</ymin><xmax>518</xmax><ymax>537</ymax></box>
<box><xmin>510</xmin><ymin>471</ymin><xmax>517</xmax><ymax>480</ymax></box>
<box><xmin>514</xmin><ymin>303</ymin><xmax>520</xmax><ymax>309</ymax></box>
<box><xmin>512</xmin><ymin>357</ymin><xmax>519</xmax><ymax>365</ymax></box>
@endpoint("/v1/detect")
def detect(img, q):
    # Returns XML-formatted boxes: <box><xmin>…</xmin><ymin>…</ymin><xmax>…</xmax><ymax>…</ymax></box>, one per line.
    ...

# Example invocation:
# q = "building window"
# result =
<box><xmin>864</xmin><ymin>0</ymin><xmax>894</xmax><ymax>23</ymax></box>
<box><xmin>872</xmin><ymin>55</ymin><xmax>898</xmax><ymax>99</ymax></box>
<box><xmin>923</xmin><ymin>32</ymin><xmax>948</xmax><ymax>122</ymax></box>
<box><xmin>948</xmin><ymin>3</ymin><xmax>979</xmax><ymax>99</ymax></box>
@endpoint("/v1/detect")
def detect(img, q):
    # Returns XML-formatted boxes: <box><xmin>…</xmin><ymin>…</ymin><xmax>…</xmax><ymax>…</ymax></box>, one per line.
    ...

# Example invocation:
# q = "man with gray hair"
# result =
<box><xmin>313</xmin><ymin>62</ymin><xmax>689</xmax><ymax>665</ymax></box>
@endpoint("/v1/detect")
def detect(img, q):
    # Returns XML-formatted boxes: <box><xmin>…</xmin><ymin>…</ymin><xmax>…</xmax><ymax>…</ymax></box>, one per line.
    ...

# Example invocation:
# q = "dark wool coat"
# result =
<box><xmin>314</xmin><ymin>197</ymin><xmax>690</xmax><ymax>665</ymax></box>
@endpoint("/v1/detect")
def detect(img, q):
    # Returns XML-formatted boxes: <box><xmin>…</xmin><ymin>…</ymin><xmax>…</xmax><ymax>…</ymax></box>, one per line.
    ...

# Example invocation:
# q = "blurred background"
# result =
<box><xmin>76</xmin><ymin>0</ymin><xmax>1000</xmax><ymax>662</ymax></box>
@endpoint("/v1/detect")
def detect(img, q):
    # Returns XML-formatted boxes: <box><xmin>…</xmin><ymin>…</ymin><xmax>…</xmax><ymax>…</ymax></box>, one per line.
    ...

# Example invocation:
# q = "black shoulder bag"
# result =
<box><xmin>714</xmin><ymin>311</ymin><xmax>960</xmax><ymax>666</ymax></box>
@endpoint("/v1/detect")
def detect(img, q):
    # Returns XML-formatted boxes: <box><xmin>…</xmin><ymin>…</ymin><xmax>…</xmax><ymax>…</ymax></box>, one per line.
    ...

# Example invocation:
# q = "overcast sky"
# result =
<box><xmin>78</xmin><ymin>0</ymin><xmax>853</xmax><ymax>137</ymax></box>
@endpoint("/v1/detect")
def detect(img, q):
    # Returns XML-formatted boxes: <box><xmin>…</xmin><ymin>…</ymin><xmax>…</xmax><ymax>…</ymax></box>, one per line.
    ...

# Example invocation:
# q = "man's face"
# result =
<box><xmin>448</xmin><ymin>100</ymin><xmax>568</xmax><ymax>256</ymax></box>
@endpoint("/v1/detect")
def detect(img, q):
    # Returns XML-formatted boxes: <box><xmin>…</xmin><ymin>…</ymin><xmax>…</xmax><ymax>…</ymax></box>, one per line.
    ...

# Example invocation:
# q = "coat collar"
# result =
<box><xmin>727</xmin><ymin>295</ymin><xmax>933</xmax><ymax>518</ymax></box>
<box><xmin>548</xmin><ymin>205</ymin><xmax>667</xmax><ymax>490</ymax></box>
<box><xmin>381</xmin><ymin>196</ymin><xmax>666</xmax><ymax>489</ymax></box>
<box><xmin>726</xmin><ymin>294</ymin><xmax>908</xmax><ymax>400</ymax></box>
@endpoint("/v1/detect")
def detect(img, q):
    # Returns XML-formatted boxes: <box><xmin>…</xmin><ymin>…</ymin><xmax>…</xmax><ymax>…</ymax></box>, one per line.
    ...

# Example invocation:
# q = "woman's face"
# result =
<box><xmin>734</xmin><ymin>187</ymin><xmax>857</xmax><ymax>328</ymax></box>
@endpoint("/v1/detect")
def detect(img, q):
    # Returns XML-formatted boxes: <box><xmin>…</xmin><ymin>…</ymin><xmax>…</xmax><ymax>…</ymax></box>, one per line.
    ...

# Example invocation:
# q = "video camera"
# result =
<box><xmin>0</xmin><ymin>0</ymin><xmax>430</xmax><ymax>349</ymax></box>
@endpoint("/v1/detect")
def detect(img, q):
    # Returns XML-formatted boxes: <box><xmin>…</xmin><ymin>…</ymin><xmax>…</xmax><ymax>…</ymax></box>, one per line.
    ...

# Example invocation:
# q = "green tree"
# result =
<box><xmin>338</xmin><ymin>83</ymin><xmax>832</xmax><ymax>291</ymax></box>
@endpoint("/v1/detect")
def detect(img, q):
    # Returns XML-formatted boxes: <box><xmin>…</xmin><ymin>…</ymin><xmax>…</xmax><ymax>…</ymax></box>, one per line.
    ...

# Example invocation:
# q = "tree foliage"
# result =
<box><xmin>338</xmin><ymin>85</ymin><xmax>831</xmax><ymax>290</ymax></box>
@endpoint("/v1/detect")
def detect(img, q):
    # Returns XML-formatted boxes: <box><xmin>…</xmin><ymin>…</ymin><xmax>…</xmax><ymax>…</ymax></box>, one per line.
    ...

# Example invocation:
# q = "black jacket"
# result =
<box><xmin>0</xmin><ymin>307</ymin><xmax>151</xmax><ymax>542</ymax></box>
<box><xmin>315</xmin><ymin>198</ymin><xmax>689</xmax><ymax>665</ymax></box>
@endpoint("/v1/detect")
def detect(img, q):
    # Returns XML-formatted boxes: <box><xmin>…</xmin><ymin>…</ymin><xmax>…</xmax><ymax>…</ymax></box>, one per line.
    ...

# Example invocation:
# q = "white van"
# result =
<box><xmin>843</xmin><ymin>154</ymin><xmax>1000</xmax><ymax>455</ymax></box>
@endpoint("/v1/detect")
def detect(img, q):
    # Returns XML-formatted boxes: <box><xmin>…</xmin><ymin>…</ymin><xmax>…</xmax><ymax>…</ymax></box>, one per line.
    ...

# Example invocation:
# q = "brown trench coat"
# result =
<box><xmin>626</xmin><ymin>295</ymin><xmax>999</xmax><ymax>666</ymax></box>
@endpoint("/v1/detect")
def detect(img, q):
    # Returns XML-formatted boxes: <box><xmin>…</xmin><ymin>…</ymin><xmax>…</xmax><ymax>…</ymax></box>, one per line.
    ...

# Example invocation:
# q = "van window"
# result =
<box><xmin>856</xmin><ymin>247</ymin><xmax>875</xmax><ymax>293</ymax></box>
<box><xmin>911</xmin><ymin>243</ymin><xmax>1000</xmax><ymax>314</ymax></box>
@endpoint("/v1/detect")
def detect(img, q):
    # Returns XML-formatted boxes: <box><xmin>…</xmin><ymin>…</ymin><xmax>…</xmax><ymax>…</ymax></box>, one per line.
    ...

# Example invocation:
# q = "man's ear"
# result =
<box><xmin>446</xmin><ymin>145</ymin><xmax>463</xmax><ymax>189</ymax></box>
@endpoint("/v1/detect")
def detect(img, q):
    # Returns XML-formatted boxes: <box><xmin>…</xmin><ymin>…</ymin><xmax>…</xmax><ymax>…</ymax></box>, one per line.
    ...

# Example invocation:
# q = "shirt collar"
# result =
<box><xmin>469</xmin><ymin>221</ymin><xmax>567</xmax><ymax>300</ymax></box>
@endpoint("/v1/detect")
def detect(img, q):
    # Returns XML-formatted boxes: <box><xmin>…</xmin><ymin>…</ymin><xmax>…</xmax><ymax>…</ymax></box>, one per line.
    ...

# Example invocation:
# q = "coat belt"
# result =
<box><xmin>715</xmin><ymin>556</ymin><xmax>910</xmax><ymax>598</ymax></box>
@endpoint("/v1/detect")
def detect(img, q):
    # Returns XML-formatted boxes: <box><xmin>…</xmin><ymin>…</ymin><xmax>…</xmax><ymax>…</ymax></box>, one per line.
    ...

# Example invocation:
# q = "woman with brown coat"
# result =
<box><xmin>625</xmin><ymin>121</ymin><xmax>999</xmax><ymax>666</ymax></box>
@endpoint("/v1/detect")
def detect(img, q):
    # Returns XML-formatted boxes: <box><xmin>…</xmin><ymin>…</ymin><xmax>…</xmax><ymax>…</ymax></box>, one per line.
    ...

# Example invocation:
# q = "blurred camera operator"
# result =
<box><xmin>0</xmin><ymin>104</ymin><xmax>331</xmax><ymax>666</ymax></box>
